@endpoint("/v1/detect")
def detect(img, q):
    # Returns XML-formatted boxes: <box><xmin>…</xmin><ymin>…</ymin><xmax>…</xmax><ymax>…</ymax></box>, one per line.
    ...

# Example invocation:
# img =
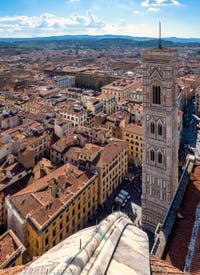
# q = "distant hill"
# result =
<box><xmin>0</xmin><ymin>34</ymin><xmax>200</xmax><ymax>43</ymax></box>
<box><xmin>0</xmin><ymin>35</ymin><xmax>200</xmax><ymax>51</ymax></box>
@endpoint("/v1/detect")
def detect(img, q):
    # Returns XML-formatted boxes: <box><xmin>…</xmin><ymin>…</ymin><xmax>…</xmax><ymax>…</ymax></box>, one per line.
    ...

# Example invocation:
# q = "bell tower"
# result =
<box><xmin>142</xmin><ymin>34</ymin><xmax>178</xmax><ymax>232</ymax></box>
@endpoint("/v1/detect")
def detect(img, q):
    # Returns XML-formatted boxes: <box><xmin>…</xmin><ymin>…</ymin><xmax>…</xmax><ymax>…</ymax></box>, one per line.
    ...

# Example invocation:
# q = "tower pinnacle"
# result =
<box><xmin>158</xmin><ymin>21</ymin><xmax>162</xmax><ymax>49</ymax></box>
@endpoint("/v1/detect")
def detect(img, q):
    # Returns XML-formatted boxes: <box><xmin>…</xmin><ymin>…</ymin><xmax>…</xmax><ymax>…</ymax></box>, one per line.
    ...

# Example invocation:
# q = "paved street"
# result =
<box><xmin>179</xmin><ymin>97</ymin><xmax>197</xmax><ymax>171</ymax></box>
<box><xmin>88</xmin><ymin>164</ymin><xmax>142</xmax><ymax>228</ymax></box>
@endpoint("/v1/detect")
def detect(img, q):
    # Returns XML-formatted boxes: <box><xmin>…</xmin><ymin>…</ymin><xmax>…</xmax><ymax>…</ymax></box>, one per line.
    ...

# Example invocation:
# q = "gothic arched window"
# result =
<box><xmin>158</xmin><ymin>152</ymin><xmax>163</xmax><ymax>163</ymax></box>
<box><xmin>158</xmin><ymin>123</ymin><xmax>163</xmax><ymax>136</ymax></box>
<box><xmin>150</xmin><ymin>150</ymin><xmax>155</xmax><ymax>161</ymax></box>
<box><xmin>153</xmin><ymin>85</ymin><xmax>161</xmax><ymax>105</ymax></box>
<box><xmin>150</xmin><ymin>122</ymin><xmax>155</xmax><ymax>134</ymax></box>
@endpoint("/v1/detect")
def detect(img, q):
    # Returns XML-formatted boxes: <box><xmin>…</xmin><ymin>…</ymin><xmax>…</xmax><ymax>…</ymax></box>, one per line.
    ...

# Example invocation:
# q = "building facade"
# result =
<box><xmin>122</xmin><ymin>123</ymin><xmax>142</xmax><ymax>165</ymax></box>
<box><xmin>101</xmin><ymin>79</ymin><xmax>135</xmax><ymax>103</ymax></box>
<box><xmin>54</xmin><ymin>75</ymin><xmax>75</xmax><ymax>89</ymax></box>
<box><xmin>142</xmin><ymin>47</ymin><xmax>179</xmax><ymax>232</ymax></box>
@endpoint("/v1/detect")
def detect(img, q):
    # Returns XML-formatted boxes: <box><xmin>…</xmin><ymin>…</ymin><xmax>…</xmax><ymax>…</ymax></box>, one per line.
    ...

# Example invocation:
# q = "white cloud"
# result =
<box><xmin>69</xmin><ymin>0</ymin><xmax>80</xmax><ymax>2</ymax></box>
<box><xmin>141</xmin><ymin>0</ymin><xmax>180</xmax><ymax>8</ymax></box>
<box><xmin>0</xmin><ymin>12</ymin><xmax>105</xmax><ymax>37</ymax></box>
<box><xmin>133</xmin><ymin>10</ymin><xmax>142</xmax><ymax>14</ymax></box>
<box><xmin>147</xmin><ymin>7</ymin><xmax>160</xmax><ymax>12</ymax></box>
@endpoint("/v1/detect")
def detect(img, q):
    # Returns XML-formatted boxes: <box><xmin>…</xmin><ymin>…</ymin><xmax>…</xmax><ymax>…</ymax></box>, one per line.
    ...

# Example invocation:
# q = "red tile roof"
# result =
<box><xmin>164</xmin><ymin>165</ymin><xmax>200</xmax><ymax>274</ymax></box>
<box><xmin>150</xmin><ymin>255</ymin><xmax>186</xmax><ymax>274</ymax></box>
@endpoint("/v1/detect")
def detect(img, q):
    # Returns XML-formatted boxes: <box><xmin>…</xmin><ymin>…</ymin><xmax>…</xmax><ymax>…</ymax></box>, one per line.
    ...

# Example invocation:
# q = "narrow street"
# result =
<box><xmin>88</xmin><ymin>164</ymin><xmax>142</xmax><ymax>228</ymax></box>
<box><xmin>179</xmin><ymin>97</ymin><xmax>197</xmax><ymax>171</ymax></box>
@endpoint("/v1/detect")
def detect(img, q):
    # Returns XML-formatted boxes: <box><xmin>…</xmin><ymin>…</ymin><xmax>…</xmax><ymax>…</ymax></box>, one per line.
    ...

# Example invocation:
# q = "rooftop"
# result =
<box><xmin>163</xmin><ymin>164</ymin><xmax>200</xmax><ymax>274</ymax></box>
<box><xmin>10</xmin><ymin>163</ymin><xmax>96</xmax><ymax>230</ymax></box>
<box><xmin>0</xmin><ymin>230</ymin><xmax>26</xmax><ymax>268</ymax></box>
<box><xmin>123</xmin><ymin>123</ymin><xmax>142</xmax><ymax>136</ymax></box>
<box><xmin>102</xmin><ymin>78</ymin><xmax>135</xmax><ymax>91</ymax></box>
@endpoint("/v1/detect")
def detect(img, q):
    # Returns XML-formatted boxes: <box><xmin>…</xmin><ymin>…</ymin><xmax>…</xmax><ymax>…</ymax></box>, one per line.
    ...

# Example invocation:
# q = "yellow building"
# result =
<box><xmin>122</xmin><ymin>123</ymin><xmax>142</xmax><ymax>165</ymax></box>
<box><xmin>0</xmin><ymin>229</ymin><xmax>26</xmax><ymax>268</ymax></box>
<box><xmin>6</xmin><ymin>163</ymin><xmax>98</xmax><ymax>260</ymax></box>
<box><xmin>101</xmin><ymin>79</ymin><xmax>135</xmax><ymax>103</ymax></box>
<box><xmin>94</xmin><ymin>139</ymin><xmax>128</xmax><ymax>205</ymax></box>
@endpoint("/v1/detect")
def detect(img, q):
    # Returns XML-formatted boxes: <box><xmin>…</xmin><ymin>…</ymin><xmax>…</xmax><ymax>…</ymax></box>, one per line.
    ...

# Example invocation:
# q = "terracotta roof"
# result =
<box><xmin>10</xmin><ymin>163</ymin><xmax>96</xmax><ymax>230</ymax></box>
<box><xmin>95</xmin><ymin>139</ymin><xmax>128</xmax><ymax>168</ymax></box>
<box><xmin>0</xmin><ymin>230</ymin><xmax>26</xmax><ymax>268</ymax></box>
<box><xmin>102</xmin><ymin>79</ymin><xmax>135</xmax><ymax>91</ymax></box>
<box><xmin>11</xmin><ymin>193</ymin><xmax>42</xmax><ymax>219</ymax></box>
<box><xmin>123</xmin><ymin>123</ymin><xmax>142</xmax><ymax>136</ymax></box>
<box><xmin>150</xmin><ymin>255</ymin><xmax>186</xmax><ymax>274</ymax></box>
<box><xmin>164</xmin><ymin>165</ymin><xmax>200</xmax><ymax>273</ymax></box>
<box><xmin>0</xmin><ymin>234</ymin><xmax>17</xmax><ymax>265</ymax></box>
<box><xmin>29</xmin><ymin>199</ymin><xmax>63</xmax><ymax>228</ymax></box>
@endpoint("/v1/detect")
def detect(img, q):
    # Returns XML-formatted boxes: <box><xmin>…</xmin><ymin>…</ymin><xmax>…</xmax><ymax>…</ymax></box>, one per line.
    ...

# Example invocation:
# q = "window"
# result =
<box><xmin>150</xmin><ymin>150</ymin><xmax>155</xmax><ymax>161</ymax></box>
<box><xmin>53</xmin><ymin>229</ymin><xmax>56</xmax><ymax>237</ymax></box>
<box><xmin>158</xmin><ymin>153</ymin><xmax>163</xmax><ymax>163</ymax></box>
<box><xmin>158</xmin><ymin>124</ymin><xmax>163</xmax><ymax>136</ymax></box>
<box><xmin>150</xmin><ymin>122</ymin><xmax>155</xmax><ymax>134</ymax></box>
<box><xmin>45</xmin><ymin>237</ymin><xmax>49</xmax><ymax>246</ymax></box>
<box><xmin>153</xmin><ymin>85</ymin><xmax>161</xmax><ymax>105</ymax></box>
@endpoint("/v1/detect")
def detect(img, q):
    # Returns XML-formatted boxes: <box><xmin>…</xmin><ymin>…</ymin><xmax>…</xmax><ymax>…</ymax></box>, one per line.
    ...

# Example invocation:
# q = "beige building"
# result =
<box><xmin>101</xmin><ymin>79</ymin><xmax>135</xmax><ymax>103</ymax></box>
<box><xmin>54</xmin><ymin>118</ymin><xmax>73</xmax><ymax>138</ymax></box>
<box><xmin>122</xmin><ymin>123</ymin><xmax>142</xmax><ymax>165</ymax></box>
<box><xmin>96</xmin><ymin>93</ymin><xmax>116</xmax><ymax>114</ymax></box>
<box><xmin>85</xmin><ymin>97</ymin><xmax>103</xmax><ymax>115</ymax></box>
<box><xmin>142</xmin><ymin>46</ymin><xmax>179</xmax><ymax>232</ymax></box>
<box><xmin>59</xmin><ymin>104</ymin><xmax>88</xmax><ymax>127</ymax></box>
<box><xmin>130</xmin><ymin>87</ymin><xmax>143</xmax><ymax>103</ymax></box>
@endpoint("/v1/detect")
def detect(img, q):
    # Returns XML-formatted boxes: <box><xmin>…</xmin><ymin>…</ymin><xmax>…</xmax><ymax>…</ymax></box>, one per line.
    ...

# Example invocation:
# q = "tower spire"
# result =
<box><xmin>158</xmin><ymin>21</ymin><xmax>162</xmax><ymax>49</ymax></box>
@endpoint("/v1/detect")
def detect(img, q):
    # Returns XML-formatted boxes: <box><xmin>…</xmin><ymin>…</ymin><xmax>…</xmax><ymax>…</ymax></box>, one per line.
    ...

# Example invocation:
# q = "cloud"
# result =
<box><xmin>147</xmin><ymin>7</ymin><xmax>160</xmax><ymax>12</ymax></box>
<box><xmin>141</xmin><ymin>0</ymin><xmax>180</xmax><ymax>8</ymax></box>
<box><xmin>133</xmin><ymin>10</ymin><xmax>142</xmax><ymax>14</ymax></box>
<box><xmin>68</xmin><ymin>0</ymin><xmax>80</xmax><ymax>2</ymax></box>
<box><xmin>0</xmin><ymin>12</ymin><xmax>105</xmax><ymax>37</ymax></box>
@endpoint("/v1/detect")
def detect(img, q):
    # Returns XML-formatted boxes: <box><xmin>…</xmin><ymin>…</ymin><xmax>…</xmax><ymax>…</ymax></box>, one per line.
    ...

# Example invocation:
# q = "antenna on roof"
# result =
<box><xmin>158</xmin><ymin>21</ymin><xmax>162</xmax><ymax>49</ymax></box>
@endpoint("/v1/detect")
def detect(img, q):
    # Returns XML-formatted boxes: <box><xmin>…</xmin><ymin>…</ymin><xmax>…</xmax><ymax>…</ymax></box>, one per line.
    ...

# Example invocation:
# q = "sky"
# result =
<box><xmin>0</xmin><ymin>0</ymin><xmax>199</xmax><ymax>38</ymax></box>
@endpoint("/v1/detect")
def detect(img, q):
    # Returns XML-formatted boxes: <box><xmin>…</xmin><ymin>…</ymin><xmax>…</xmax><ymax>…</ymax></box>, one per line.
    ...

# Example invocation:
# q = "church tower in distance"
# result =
<box><xmin>142</xmin><ymin>44</ymin><xmax>178</xmax><ymax>232</ymax></box>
